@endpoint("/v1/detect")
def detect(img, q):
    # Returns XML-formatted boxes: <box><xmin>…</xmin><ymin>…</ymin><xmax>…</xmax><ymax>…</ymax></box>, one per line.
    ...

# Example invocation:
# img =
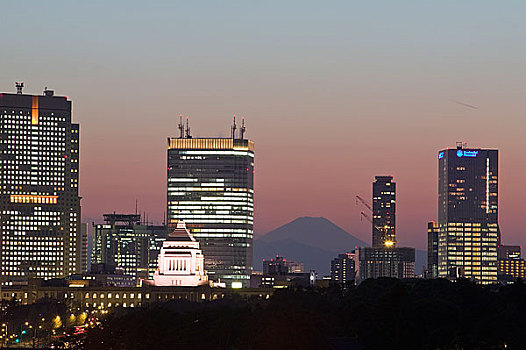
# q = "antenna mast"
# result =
<box><xmin>185</xmin><ymin>116</ymin><xmax>192</xmax><ymax>138</ymax></box>
<box><xmin>178</xmin><ymin>114</ymin><xmax>184</xmax><ymax>138</ymax></box>
<box><xmin>240</xmin><ymin>117</ymin><xmax>246</xmax><ymax>140</ymax></box>
<box><xmin>15</xmin><ymin>81</ymin><xmax>24</xmax><ymax>95</ymax></box>
<box><xmin>231</xmin><ymin>114</ymin><xmax>237</xmax><ymax>139</ymax></box>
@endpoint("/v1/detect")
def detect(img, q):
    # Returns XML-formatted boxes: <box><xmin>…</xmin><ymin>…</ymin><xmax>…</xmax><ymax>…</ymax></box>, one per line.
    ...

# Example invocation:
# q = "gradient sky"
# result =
<box><xmin>1</xmin><ymin>1</ymin><xmax>525</xmax><ymax>250</ymax></box>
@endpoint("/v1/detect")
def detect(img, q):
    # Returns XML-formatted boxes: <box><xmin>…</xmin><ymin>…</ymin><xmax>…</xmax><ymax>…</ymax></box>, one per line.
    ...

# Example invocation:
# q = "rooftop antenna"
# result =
<box><xmin>15</xmin><ymin>81</ymin><xmax>24</xmax><ymax>95</ymax></box>
<box><xmin>135</xmin><ymin>199</ymin><xmax>138</xmax><ymax>215</ymax></box>
<box><xmin>240</xmin><ymin>116</ymin><xmax>246</xmax><ymax>140</ymax></box>
<box><xmin>185</xmin><ymin>116</ymin><xmax>192</xmax><ymax>138</ymax></box>
<box><xmin>231</xmin><ymin>114</ymin><xmax>237</xmax><ymax>139</ymax></box>
<box><xmin>178</xmin><ymin>114</ymin><xmax>184</xmax><ymax>138</ymax></box>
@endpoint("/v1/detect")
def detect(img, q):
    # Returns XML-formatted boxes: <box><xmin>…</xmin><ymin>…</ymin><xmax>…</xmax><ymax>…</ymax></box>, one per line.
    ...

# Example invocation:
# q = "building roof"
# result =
<box><xmin>167</xmin><ymin>221</ymin><xmax>196</xmax><ymax>242</ymax></box>
<box><xmin>167</xmin><ymin>138</ymin><xmax>254</xmax><ymax>152</ymax></box>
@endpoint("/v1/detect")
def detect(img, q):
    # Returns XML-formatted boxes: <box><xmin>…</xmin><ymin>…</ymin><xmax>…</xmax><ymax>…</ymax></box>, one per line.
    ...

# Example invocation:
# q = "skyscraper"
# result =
<box><xmin>358</xmin><ymin>175</ymin><xmax>415</xmax><ymax>281</ymax></box>
<box><xmin>167</xmin><ymin>120</ymin><xmax>254</xmax><ymax>287</ymax></box>
<box><xmin>437</xmin><ymin>143</ymin><xmax>498</xmax><ymax>283</ymax></box>
<box><xmin>372</xmin><ymin>176</ymin><xmax>396</xmax><ymax>247</ymax></box>
<box><xmin>0</xmin><ymin>84</ymin><xmax>82</xmax><ymax>282</ymax></box>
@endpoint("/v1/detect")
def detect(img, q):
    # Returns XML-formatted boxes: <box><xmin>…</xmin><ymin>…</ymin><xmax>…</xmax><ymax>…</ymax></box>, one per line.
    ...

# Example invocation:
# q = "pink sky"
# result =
<box><xmin>1</xmin><ymin>2</ymin><xmax>525</xmax><ymax>250</ymax></box>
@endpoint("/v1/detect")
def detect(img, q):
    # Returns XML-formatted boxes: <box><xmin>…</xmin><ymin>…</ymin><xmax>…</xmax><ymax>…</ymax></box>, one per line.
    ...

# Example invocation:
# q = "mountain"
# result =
<box><xmin>258</xmin><ymin>217</ymin><xmax>368</xmax><ymax>251</ymax></box>
<box><xmin>253</xmin><ymin>216</ymin><xmax>427</xmax><ymax>276</ymax></box>
<box><xmin>254</xmin><ymin>217</ymin><xmax>368</xmax><ymax>275</ymax></box>
<box><xmin>254</xmin><ymin>239</ymin><xmax>338</xmax><ymax>276</ymax></box>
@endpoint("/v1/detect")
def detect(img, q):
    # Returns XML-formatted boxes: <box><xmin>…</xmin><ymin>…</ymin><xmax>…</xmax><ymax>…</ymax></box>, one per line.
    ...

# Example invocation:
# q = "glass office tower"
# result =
<box><xmin>91</xmin><ymin>213</ymin><xmax>166</xmax><ymax>282</ymax></box>
<box><xmin>0</xmin><ymin>85</ymin><xmax>82</xmax><ymax>283</ymax></box>
<box><xmin>167</xmin><ymin>137</ymin><xmax>254</xmax><ymax>287</ymax></box>
<box><xmin>437</xmin><ymin>145</ymin><xmax>498</xmax><ymax>284</ymax></box>
<box><xmin>372</xmin><ymin>176</ymin><xmax>396</xmax><ymax>247</ymax></box>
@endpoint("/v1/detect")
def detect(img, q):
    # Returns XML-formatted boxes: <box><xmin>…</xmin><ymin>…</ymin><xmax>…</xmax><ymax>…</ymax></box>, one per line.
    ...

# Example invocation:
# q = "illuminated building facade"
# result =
<box><xmin>359</xmin><ymin>176</ymin><xmax>415</xmax><ymax>281</ymax></box>
<box><xmin>91</xmin><ymin>214</ymin><xmax>166</xmax><ymax>282</ymax></box>
<box><xmin>149</xmin><ymin>221</ymin><xmax>208</xmax><ymax>287</ymax></box>
<box><xmin>167</xmin><ymin>137</ymin><xmax>254</xmax><ymax>287</ymax></box>
<box><xmin>372</xmin><ymin>176</ymin><xmax>396</xmax><ymax>247</ymax></box>
<box><xmin>330</xmin><ymin>252</ymin><xmax>356</xmax><ymax>284</ymax></box>
<box><xmin>0</xmin><ymin>86</ymin><xmax>82</xmax><ymax>282</ymax></box>
<box><xmin>358</xmin><ymin>247</ymin><xmax>415</xmax><ymax>281</ymax></box>
<box><xmin>427</xmin><ymin>221</ymin><xmax>439</xmax><ymax>278</ymax></box>
<box><xmin>497</xmin><ymin>245</ymin><xmax>525</xmax><ymax>282</ymax></box>
<box><xmin>437</xmin><ymin>144</ymin><xmax>499</xmax><ymax>284</ymax></box>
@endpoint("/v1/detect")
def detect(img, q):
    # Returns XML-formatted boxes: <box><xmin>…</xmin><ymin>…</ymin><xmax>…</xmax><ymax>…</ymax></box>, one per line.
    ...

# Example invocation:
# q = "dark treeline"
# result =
<box><xmin>84</xmin><ymin>278</ymin><xmax>526</xmax><ymax>349</ymax></box>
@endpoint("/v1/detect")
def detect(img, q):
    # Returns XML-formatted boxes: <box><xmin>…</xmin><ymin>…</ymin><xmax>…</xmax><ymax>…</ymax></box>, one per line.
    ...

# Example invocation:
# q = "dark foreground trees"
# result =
<box><xmin>83</xmin><ymin>278</ymin><xmax>526</xmax><ymax>350</ymax></box>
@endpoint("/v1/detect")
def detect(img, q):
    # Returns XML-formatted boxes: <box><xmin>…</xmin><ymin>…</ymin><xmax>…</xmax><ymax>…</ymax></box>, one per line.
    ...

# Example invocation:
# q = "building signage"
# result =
<box><xmin>457</xmin><ymin>150</ymin><xmax>478</xmax><ymax>158</ymax></box>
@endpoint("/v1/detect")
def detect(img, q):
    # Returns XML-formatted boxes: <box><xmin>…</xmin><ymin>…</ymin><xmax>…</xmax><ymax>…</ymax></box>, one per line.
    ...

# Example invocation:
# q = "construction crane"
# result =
<box><xmin>359</xmin><ymin>211</ymin><xmax>395</xmax><ymax>248</ymax></box>
<box><xmin>355</xmin><ymin>195</ymin><xmax>372</xmax><ymax>212</ymax></box>
<box><xmin>360</xmin><ymin>211</ymin><xmax>387</xmax><ymax>235</ymax></box>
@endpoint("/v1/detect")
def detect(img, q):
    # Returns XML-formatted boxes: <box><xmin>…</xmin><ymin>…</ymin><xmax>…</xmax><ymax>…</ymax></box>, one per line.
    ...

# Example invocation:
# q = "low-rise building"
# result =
<box><xmin>0</xmin><ymin>278</ymin><xmax>274</xmax><ymax>311</ymax></box>
<box><xmin>91</xmin><ymin>214</ymin><xmax>166</xmax><ymax>282</ymax></box>
<box><xmin>498</xmin><ymin>245</ymin><xmax>526</xmax><ymax>283</ymax></box>
<box><xmin>330</xmin><ymin>252</ymin><xmax>357</xmax><ymax>284</ymax></box>
<box><xmin>358</xmin><ymin>247</ymin><xmax>415</xmax><ymax>281</ymax></box>
<box><xmin>147</xmin><ymin>222</ymin><xmax>208</xmax><ymax>287</ymax></box>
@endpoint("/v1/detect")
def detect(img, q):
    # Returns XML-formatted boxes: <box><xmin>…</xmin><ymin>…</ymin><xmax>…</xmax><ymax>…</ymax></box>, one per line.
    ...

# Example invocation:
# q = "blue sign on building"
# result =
<box><xmin>457</xmin><ymin>150</ymin><xmax>478</xmax><ymax>158</ymax></box>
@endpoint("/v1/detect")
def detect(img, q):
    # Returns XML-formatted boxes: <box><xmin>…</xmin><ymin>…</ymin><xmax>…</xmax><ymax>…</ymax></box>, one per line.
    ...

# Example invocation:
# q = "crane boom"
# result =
<box><xmin>360</xmin><ymin>211</ymin><xmax>396</xmax><ymax>247</ymax></box>
<box><xmin>356</xmin><ymin>195</ymin><xmax>372</xmax><ymax>212</ymax></box>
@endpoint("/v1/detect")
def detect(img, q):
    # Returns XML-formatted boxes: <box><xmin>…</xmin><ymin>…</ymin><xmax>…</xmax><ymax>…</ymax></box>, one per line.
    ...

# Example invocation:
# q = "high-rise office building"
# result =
<box><xmin>358</xmin><ymin>175</ymin><xmax>415</xmax><ymax>281</ymax></box>
<box><xmin>437</xmin><ymin>144</ymin><xmax>499</xmax><ymax>284</ymax></box>
<box><xmin>91</xmin><ymin>213</ymin><xmax>166</xmax><ymax>282</ymax></box>
<box><xmin>427</xmin><ymin>221</ymin><xmax>439</xmax><ymax>278</ymax></box>
<box><xmin>0</xmin><ymin>84</ymin><xmax>82</xmax><ymax>282</ymax></box>
<box><xmin>167</xmin><ymin>120</ymin><xmax>254</xmax><ymax>287</ymax></box>
<box><xmin>372</xmin><ymin>176</ymin><xmax>396</xmax><ymax>247</ymax></box>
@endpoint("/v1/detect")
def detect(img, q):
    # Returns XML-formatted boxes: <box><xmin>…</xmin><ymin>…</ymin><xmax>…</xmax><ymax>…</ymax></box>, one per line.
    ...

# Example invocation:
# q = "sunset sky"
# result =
<box><xmin>1</xmin><ymin>1</ymin><xmax>525</xmax><ymax>250</ymax></box>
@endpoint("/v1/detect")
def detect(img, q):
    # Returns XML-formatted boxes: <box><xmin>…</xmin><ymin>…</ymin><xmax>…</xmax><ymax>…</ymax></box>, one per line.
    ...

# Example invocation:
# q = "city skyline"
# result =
<box><xmin>1</xmin><ymin>1</ymin><xmax>525</xmax><ymax>252</ymax></box>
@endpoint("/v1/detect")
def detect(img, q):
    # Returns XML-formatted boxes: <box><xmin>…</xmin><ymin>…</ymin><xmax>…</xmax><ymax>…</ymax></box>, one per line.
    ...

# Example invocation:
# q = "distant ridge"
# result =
<box><xmin>253</xmin><ymin>216</ymin><xmax>427</xmax><ymax>276</ymax></box>
<box><xmin>259</xmin><ymin>217</ymin><xmax>368</xmax><ymax>251</ymax></box>
<box><xmin>254</xmin><ymin>217</ymin><xmax>368</xmax><ymax>275</ymax></box>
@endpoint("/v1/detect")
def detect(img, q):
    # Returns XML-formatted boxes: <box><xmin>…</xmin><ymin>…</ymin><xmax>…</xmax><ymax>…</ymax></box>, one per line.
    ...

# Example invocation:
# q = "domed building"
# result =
<box><xmin>149</xmin><ymin>221</ymin><xmax>208</xmax><ymax>287</ymax></box>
